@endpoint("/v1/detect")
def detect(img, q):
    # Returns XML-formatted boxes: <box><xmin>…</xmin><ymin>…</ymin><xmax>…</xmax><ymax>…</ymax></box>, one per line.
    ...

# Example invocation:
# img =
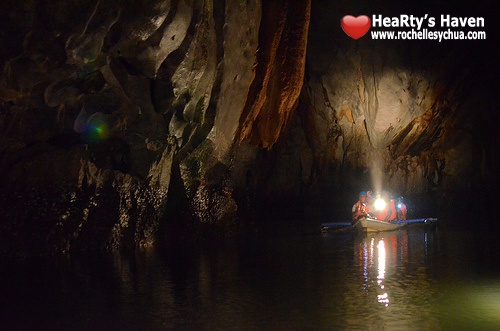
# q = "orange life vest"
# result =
<box><xmin>376</xmin><ymin>199</ymin><xmax>396</xmax><ymax>221</ymax></box>
<box><xmin>353</xmin><ymin>200</ymin><xmax>370</xmax><ymax>219</ymax></box>
<box><xmin>397</xmin><ymin>203</ymin><xmax>407</xmax><ymax>220</ymax></box>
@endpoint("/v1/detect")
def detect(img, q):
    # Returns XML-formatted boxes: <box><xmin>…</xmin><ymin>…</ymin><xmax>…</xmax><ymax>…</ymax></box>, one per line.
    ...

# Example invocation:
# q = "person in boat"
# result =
<box><xmin>352</xmin><ymin>191</ymin><xmax>370</xmax><ymax>222</ymax></box>
<box><xmin>366</xmin><ymin>190</ymin><xmax>374</xmax><ymax>212</ymax></box>
<box><xmin>375</xmin><ymin>191</ymin><xmax>397</xmax><ymax>222</ymax></box>
<box><xmin>396</xmin><ymin>196</ymin><xmax>407</xmax><ymax>221</ymax></box>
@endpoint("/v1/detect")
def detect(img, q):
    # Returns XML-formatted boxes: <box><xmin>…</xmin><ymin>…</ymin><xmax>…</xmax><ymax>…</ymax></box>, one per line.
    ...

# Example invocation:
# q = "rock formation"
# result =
<box><xmin>297</xmin><ymin>0</ymin><xmax>498</xmax><ymax>218</ymax></box>
<box><xmin>0</xmin><ymin>0</ymin><xmax>497</xmax><ymax>255</ymax></box>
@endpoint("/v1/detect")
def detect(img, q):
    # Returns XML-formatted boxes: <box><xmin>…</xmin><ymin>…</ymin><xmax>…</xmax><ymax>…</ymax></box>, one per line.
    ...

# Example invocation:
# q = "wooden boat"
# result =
<box><xmin>321</xmin><ymin>217</ymin><xmax>438</xmax><ymax>233</ymax></box>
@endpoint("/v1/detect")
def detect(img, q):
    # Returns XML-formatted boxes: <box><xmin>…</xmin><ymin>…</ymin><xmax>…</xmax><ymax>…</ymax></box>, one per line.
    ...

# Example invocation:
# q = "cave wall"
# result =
<box><xmin>285</xmin><ymin>0</ymin><xmax>499</xmax><ymax>219</ymax></box>
<box><xmin>0</xmin><ymin>0</ymin><xmax>196</xmax><ymax>254</ymax></box>
<box><xmin>0</xmin><ymin>0</ymin><xmax>312</xmax><ymax>254</ymax></box>
<box><xmin>0</xmin><ymin>0</ymin><xmax>498</xmax><ymax>254</ymax></box>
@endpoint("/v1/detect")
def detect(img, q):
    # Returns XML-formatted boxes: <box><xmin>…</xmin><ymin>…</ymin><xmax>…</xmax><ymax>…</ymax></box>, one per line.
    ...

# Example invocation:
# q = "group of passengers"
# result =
<box><xmin>351</xmin><ymin>190</ymin><xmax>407</xmax><ymax>223</ymax></box>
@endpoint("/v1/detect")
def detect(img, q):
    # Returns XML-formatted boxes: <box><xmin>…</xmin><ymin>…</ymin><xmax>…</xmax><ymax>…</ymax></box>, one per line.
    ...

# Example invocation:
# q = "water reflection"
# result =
<box><xmin>358</xmin><ymin>236</ymin><xmax>390</xmax><ymax>305</ymax></box>
<box><xmin>356</xmin><ymin>231</ymin><xmax>411</xmax><ymax>308</ymax></box>
<box><xmin>2</xmin><ymin>226</ymin><xmax>500</xmax><ymax>329</ymax></box>
<box><xmin>345</xmin><ymin>228</ymin><xmax>441</xmax><ymax>329</ymax></box>
<box><xmin>376</xmin><ymin>238</ymin><xmax>388</xmax><ymax>306</ymax></box>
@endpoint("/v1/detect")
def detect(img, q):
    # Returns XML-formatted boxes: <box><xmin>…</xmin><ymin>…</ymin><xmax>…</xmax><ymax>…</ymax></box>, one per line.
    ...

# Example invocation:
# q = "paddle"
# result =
<box><xmin>329</xmin><ymin>220</ymin><xmax>359</xmax><ymax>233</ymax></box>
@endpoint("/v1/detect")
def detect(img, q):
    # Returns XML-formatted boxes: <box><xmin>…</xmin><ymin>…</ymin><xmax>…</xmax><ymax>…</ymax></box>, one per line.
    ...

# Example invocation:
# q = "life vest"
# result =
<box><xmin>397</xmin><ymin>203</ymin><xmax>407</xmax><ymax>220</ymax></box>
<box><xmin>353</xmin><ymin>200</ymin><xmax>370</xmax><ymax>219</ymax></box>
<box><xmin>376</xmin><ymin>199</ymin><xmax>397</xmax><ymax>221</ymax></box>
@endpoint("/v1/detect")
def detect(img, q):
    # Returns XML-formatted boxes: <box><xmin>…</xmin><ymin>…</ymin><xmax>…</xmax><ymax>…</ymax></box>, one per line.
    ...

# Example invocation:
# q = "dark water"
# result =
<box><xmin>1</xmin><ymin>224</ymin><xmax>500</xmax><ymax>330</ymax></box>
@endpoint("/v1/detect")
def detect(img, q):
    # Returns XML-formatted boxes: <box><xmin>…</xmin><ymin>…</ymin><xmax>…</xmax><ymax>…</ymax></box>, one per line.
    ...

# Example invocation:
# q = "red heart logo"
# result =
<box><xmin>341</xmin><ymin>15</ymin><xmax>371</xmax><ymax>40</ymax></box>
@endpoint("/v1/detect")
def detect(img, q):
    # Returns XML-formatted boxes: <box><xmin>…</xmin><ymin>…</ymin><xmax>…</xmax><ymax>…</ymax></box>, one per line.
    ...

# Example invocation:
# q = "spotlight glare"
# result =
<box><xmin>374</xmin><ymin>198</ymin><xmax>386</xmax><ymax>211</ymax></box>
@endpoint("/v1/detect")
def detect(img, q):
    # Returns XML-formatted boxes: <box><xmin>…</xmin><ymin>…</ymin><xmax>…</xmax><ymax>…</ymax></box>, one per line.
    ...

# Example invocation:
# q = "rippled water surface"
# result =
<box><xmin>1</xmin><ymin>224</ymin><xmax>500</xmax><ymax>330</ymax></box>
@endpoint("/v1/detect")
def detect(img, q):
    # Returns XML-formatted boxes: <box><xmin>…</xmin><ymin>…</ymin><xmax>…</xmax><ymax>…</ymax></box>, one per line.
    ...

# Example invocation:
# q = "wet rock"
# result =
<box><xmin>207</xmin><ymin>0</ymin><xmax>261</xmax><ymax>160</ymax></box>
<box><xmin>235</xmin><ymin>0</ymin><xmax>311</xmax><ymax>149</ymax></box>
<box><xmin>294</xmin><ymin>0</ymin><xmax>498</xmax><ymax>216</ymax></box>
<box><xmin>0</xmin><ymin>0</ymin><xmax>498</xmax><ymax>255</ymax></box>
<box><xmin>136</xmin><ymin>0</ymin><xmax>191</xmax><ymax>77</ymax></box>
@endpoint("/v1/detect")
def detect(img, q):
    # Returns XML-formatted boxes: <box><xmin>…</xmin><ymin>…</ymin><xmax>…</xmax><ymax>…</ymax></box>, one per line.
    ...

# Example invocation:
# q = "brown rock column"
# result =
<box><xmin>236</xmin><ymin>0</ymin><xmax>311</xmax><ymax>149</ymax></box>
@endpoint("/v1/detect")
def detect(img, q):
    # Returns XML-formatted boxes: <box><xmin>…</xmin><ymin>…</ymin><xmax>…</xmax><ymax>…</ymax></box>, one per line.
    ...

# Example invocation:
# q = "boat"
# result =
<box><xmin>355</xmin><ymin>217</ymin><xmax>405</xmax><ymax>232</ymax></box>
<box><xmin>321</xmin><ymin>217</ymin><xmax>438</xmax><ymax>233</ymax></box>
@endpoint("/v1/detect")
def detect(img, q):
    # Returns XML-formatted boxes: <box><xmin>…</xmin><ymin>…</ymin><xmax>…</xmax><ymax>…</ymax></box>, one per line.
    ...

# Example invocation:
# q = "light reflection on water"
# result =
<box><xmin>331</xmin><ymin>229</ymin><xmax>443</xmax><ymax>330</ymax></box>
<box><xmin>1</xmin><ymin>226</ymin><xmax>500</xmax><ymax>329</ymax></box>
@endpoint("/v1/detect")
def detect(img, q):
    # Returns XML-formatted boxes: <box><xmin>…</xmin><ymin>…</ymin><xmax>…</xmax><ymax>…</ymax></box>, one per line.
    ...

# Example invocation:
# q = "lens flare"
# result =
<box><xmin>85</xmin><ymin>112</ymin><xmax>109</xmax><ymax>143</ymax></box>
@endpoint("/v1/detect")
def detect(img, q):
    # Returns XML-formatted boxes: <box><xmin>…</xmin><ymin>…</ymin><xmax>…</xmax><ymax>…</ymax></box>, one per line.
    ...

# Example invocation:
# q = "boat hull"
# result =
<box><xmin>355</xmin><ymin>217</ymin><xmax>406</xmax><ymax>232</ymax></box>
<box><xmin>321</xmin><ymin>218</ymin><xmax>437</xmax><ymax>233</ymax></box>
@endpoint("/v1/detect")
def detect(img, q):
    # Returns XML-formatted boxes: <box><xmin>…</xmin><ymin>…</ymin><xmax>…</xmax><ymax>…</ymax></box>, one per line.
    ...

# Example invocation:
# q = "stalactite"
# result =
<box><xmin>235</xmin><ymin>0</ymin><xmax>311</xmax><ymax>149</ymax></box>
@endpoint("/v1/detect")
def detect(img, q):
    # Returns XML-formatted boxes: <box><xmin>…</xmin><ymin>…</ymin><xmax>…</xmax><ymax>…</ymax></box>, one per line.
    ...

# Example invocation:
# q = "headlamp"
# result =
<box><xmin>374</xmin><ymin>198</ymin><xmax>386</xmax><ymax>211</ymax></box>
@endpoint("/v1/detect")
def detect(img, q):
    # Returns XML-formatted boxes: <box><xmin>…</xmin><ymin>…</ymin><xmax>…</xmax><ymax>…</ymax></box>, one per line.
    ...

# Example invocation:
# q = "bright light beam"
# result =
<box><xmin>374</xmin><ymin>198</ymin><xmax>386</xmax><ymax>211</ymax></box>
<box><xmin>370</xmin><ymin>152</ymin><xmax>383</xmax><ymax>194</ymax></box>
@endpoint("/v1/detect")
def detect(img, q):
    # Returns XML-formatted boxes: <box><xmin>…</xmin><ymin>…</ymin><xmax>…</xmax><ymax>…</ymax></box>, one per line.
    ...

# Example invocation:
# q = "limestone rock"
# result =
<box><xmin>0</xmin><ymin>0</ymin><xmax>498</xmax><ymax>255</ymax></box>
